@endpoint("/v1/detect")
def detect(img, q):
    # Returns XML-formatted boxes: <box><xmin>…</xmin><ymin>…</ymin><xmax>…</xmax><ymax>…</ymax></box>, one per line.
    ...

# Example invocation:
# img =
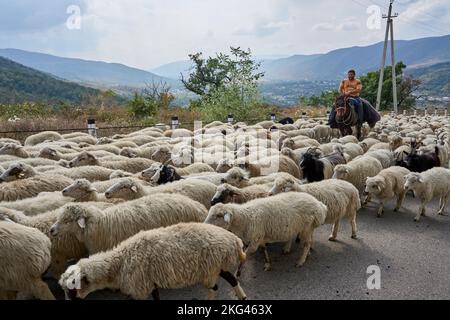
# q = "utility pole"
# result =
<box><xmin>376</xmin><ymin>0</ymin><xmax>398</xmax><ymax>113</ymax></box>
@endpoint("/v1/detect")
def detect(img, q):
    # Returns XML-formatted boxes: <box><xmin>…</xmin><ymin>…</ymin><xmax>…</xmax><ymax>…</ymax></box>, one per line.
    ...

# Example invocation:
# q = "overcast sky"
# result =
<box><xmin>0</xmin><ymin>0</ymin><xmax>449</xmax><ymax>69</ymax></box>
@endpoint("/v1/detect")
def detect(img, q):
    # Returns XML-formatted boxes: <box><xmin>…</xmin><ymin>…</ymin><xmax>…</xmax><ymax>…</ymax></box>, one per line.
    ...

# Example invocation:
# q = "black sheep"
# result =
<box><xmin>300</xmin><ymin>150</ymin><xmax>346</xmax><ymax>183</ymax></box>
<box><xmin>154</xmin><ymin>164</ymin><xmax>183</xmax><ymax>184</ymax></box>
<box><xmin>279</xmin><ymin>117</ymin><xmax>294</xmax><ymax>125</ymax></box>
<box><xmin>400</xmin><ymin>147</ymin><xmax>440</xmax><ymax>173</ymax></box>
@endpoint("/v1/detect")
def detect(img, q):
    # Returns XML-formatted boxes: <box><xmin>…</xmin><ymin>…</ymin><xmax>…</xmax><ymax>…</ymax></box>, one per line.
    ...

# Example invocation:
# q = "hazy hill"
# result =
<box><xmin>407</xmin><ymin>61</ymin><xmax>450</xmax><ymax>97</ymax></box>
<box><xmin>0</xmin><ymin>48</ymin><xmax>176</xmax><ymax>89</ymax></box>
<box><xmin>0</xmin><ymin>57</ymin><xmax>111</xmax><ymax>105</ymax></box>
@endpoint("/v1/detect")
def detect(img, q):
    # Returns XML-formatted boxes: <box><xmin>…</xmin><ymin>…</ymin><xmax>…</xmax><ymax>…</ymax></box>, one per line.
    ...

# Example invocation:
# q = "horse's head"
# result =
<box><xmin>335</xmin><ymin>94</ymin><xmax>348</xmax><ymax>117</ymax></box>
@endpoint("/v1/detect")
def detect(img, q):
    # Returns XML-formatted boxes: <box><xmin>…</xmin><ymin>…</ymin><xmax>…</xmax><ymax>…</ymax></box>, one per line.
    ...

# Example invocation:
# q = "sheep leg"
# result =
<box><xmin>282</xmin><ymin>240</ymin><xmax>292</xmax><ymax>255</ymax></box>
<box><xmin>415</xmin><ymin>202</ymin><xmax>427</xmax><ymax>222</ymax></box>
<box><xmin>207</xmin><ymin>284</ymin><xmax>219</xmax><ymax>300</ymax></box>
<box><xmin>329</xmin><ymin>220</ymin><xmax>340</xmax><ymax>241</ymax></box>
<box><xmin>362</xmin><ymin>194</ymin><xmax>371</xmax><ymax>206</ymax></box>
<box><xmin>377</xmin><ymin>201</ymin><xmax>385</xmax><ymax>218</ymax></box>
<box><xmin>438</xmin><ymin>196</ymin><xmax>449</xmax><ymax>215</ymax></box>
<box><xmin>394</xmin><ymin>191</ymin><xmax>406</xmax><ymax>212</ymax></box>
<box><xmin>220</xmin><ymin>271</ymin><xmax>247</xmax><ymax>300</ymax></box>
<box><xmin>262</xmin><ymin>245</ymin><xmax>272</xmax><ymax>271</ymax></box>
<box><xmin>296</xmin><ymin>231</ymin><xmax>313</xmax><ymax>268</ymax></box>
<box><xmin>237</xmin><ymin>243</ymin><xmax>258</xmax><ymax>277</ymax></box>
<box><xmin>151</xmin><ymin>288</ymin><xmax>160</xmax><ymax>301</ymax></box>
<box><xmin>350</xmin><ymin>214</ymin><xmax>358</xmax><ymax>239</ymax></box>
<box><xmin>29</xmin><ymin>279</ymin><xmax>55</xmax><ymax>300</ymax></box>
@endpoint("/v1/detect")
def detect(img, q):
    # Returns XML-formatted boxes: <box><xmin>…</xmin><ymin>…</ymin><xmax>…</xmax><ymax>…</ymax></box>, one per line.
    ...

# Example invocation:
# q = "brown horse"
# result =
<box><xmin>334</xmin><ymin>94</ymin><xmax>362</xmax><ymax>140</ymax></box>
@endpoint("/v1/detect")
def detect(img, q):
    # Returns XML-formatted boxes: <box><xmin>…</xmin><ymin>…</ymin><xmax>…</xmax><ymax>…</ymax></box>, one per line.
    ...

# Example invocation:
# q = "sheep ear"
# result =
<box><xmin>131</xmin><ymin>185</ymin><xmax>138</xmax><ymax>193</ymax></box>
<box><xmin>418</xmin><ymin>177</ymin><xmax>424</xmax><ymax>183</ymax></box>
<box><xmin>77</xmin><ymin>217</ymin><xmax>86</xmax><ymax>229</ymax></box>
<box><xmin>224</xmin><ymin>212</ymin><xmax>231</xmax><ymax>223</ymax></box>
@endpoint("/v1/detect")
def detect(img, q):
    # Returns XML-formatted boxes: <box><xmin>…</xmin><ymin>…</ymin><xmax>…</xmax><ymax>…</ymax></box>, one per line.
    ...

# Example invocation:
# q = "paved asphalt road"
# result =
<box><xmin>46</xmin><ymin>194</ymin><xmax>450</xmax><ymax>300</ymax></box>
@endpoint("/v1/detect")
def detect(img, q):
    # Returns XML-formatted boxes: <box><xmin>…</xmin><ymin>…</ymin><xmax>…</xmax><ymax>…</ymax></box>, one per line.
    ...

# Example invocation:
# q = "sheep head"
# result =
<box><xmin>39</xmin><ymin>147</ymin><xmax>60</xmax><ymax>160</ymax></box>
<box><xmin>364</xmin><ymin>176</ymin><xmax>386</xmax><ymax>196</ymax></box>
<box><xmin>221</xmin><ymin>167</ymin><xmax>249</xmax><ymax>188</ymax></box>
<box><xmin>268</xmin><ymin>176</ymin><xmax>297</xmax><ymax>196</ymax></box>
<box><xmin>216</xmin><ymin>158</ymin><xmax>233</xmax><ymax>173</ymax></box>
<box><xmin>332</xmin><ymin>165</ymin><xmax>351</xmax><ymax>180</ymax></box>
<box><xmin>150</xmin><ymin>164</ymin><xmax>181</xmax><ymax>185</ymax></box>
<box><xmin>119</xmin><ymin>148</ymin><xmax>138</xmax><ymax>158</ymax></box>
<box><xmin>404</xmin><ymin>173</ymin><xmax>424</xmax><ymax>192</ymax></box>
<box><xmin>0</xmin><ymin>143</ymin><xmax>28</xmax><ymax>158</ymax></box>
<box><xmin>62</xmin><ymin>179</ymin><xmax>96</xmax><ymax>201</ymax></box>
<box><xmin>204</xmin><ymin>203</ymin><xmax>233</xmax><ymax>230</ymax></box>
<box><xmin>104</xmin><ymin>178</ymin><xmax>142</xmax><ymax>200</ymax></box>
<box><xmin>51</xmin><ymin>204</ymin><xmax>98</xmax><ymax>237</ymax></box>
<box><xmin>69</xmin><ymin>151</ymin><xmax>99</xmax><ymax>167</ymax></box>
<box><xmin>59</xmin><ymin>262</ymin><xmax>109</xmax><ymax>300</ymax></box>
<box><xmin>0</xmin><ymin>162</ymin><xmax>36</xmax><ymax>183</ymax></box>
<box><xmin>211</xmin><ymin>184</ymin><xmax>237</xmax><ymax>205</ymax></box>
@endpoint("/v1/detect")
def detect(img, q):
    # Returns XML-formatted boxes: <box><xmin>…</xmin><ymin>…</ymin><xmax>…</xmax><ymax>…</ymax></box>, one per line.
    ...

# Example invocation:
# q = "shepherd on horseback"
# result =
<box><xmin>328</xmin><ymin>69</ymin><xmax>380</xmax><ymax>140</ymax></box>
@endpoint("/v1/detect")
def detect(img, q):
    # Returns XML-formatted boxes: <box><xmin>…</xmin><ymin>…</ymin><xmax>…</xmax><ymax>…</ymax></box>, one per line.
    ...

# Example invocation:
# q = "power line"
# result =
<box><xmin>368</xmin><ymin>0</ymin><xmax>450</xmax><ymax>35</ymax></box>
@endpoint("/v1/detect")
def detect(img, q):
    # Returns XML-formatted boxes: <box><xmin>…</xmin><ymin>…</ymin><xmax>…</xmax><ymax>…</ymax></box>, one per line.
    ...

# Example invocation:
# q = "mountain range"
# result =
<box><xmin>0</xmin><ymin>57</ymin><xmax>111</xmax><ymax>105</ymax></box>
<box><xmin>0</xmin><ymin>48</ymin><xmax>175</xmax><ymax>89</ymax></box>
<box><xmin>0</xmin><ymin>34</ymin><xmax>449</xmax><ymax>106</ymax></box>
<box><xmin>151</xmin><ymin>35</ymin><xmax>450</xmax><ymax>82</ymax></box>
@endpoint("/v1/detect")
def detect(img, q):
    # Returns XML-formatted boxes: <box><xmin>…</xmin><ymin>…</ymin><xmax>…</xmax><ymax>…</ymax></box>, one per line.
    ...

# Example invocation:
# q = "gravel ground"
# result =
<box><xmin>46</xmin><ymin>194</ymin><xmax>450</xmax><ymax>300</ymax></box>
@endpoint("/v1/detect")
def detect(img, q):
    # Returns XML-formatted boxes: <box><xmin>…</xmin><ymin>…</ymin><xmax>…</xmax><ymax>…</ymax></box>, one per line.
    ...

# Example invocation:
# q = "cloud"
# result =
<box><xmin>312</xmin><ymin>17</ymin><xmax>361</xmax><ymax>32</ymax></box>
<box><xmin>233</xmin><ymin>20</ymin><xmax>291</xmax><ymax>37</ymax></box>
<box><xmin>0</xmin><ymin>0</ymin><xmax>447</xmax><ymax>69</ymax></box>
<box><xmin>0</xmin><ymin>0</ymin><xmax>86</xmax><ymax>33</ymax></box>
<box><xmin>312</xmin><ymin>23</ymin><xmax>335</xmax><ymax>31</ymax></box>
<box><xmin>337</xmin><ymin>19</ymin><xmax>362</xmax><ymax>31</ymax></box>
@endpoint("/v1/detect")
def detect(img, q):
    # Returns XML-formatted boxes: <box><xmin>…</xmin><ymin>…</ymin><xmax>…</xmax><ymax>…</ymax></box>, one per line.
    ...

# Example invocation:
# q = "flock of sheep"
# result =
<box><xmin>0</xmin><ymin>113</ymin><xmax>449</xmax><ymax>300</ymax></box>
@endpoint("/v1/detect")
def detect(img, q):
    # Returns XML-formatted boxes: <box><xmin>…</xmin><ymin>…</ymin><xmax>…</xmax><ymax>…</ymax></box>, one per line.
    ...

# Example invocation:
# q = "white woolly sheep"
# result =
<box><xmin>364</xmin><ymin>166</ymin><xmax>411</xmax><ymax>217</ymax></box>
<box><xmin>0</xmin><ymin>172</ymin><xmax>73</xmax><ymax>202</ymax></box>
<box><xmin>68</xmin><ymin>151</ymin><xmax>154</xmax><ymax>173</ymax></box>
<box><xmin>46</xmin><ymin>166</ymin><xmax>117</xmax><ymax>182</ymax></box>
<box><xmin>361</xmin><ymin>149</ymin><xmax>395</xmax><ymax>169</ymax></box>
<box><xmin>62</xmin><ymin>179</ymin><xmax>124</xmax><ymax>204</ymax></box>
<box><xmin>0</xmin><ymin>162</ymin><xmax>38</xmax><ymax>182</ymax></box>
<box><xmin>0</xmin><ymin>191</ymin><xmax>73</xmax><ymax>216</ymax></box>
<box><xmin>359</xmin><ymin>138</ymin><xmax>381</xmax><ymax>152</ymax></box>
<box><xmin>104</xmin><ymin>177</ymin><xmax>216</xmax><ymax>209</ymax></box>
<box><xmin>269</xmin><ymin>177</ymin><xmax>360</xmax><ymax>241</ymax></box>
<box><xmin>83</xmin><ymin>144</ymin><xmax>121</xmax><ymax>155</ymax></box>
<box><xmin>331</xmin><ymin>135</ymin><xmax>359</xmax><ymax>144</ymax></box>
<box><xmin>205</xmin><ymin>192</ymin><xmax>327</xmax><ymax>271</ymax></box>
<box><xmin>0</xmin><ymin>143</ymin><xmax>30</xmax><ymax>158</ymax></box>
<box><xmin>0</xmin><ymin>220</ymin><xmax>54</xmax><ymax>300</ymax></box>
<box><xmin>404</xmin><ymin>167</ymin><xmax>450</xmax><ymax>221</ymax></box>
<box><xmin>24</xmin><ymin>131</ymin><xmax>63</xmax><ymax>146</ymax></box>
<box><xmin>333</xmin><ymin>156</ymin><xmax>383</xmax><ymax>197</ymax></box>
<box><xmin>50</xmin><ymin>194</ymin><xmax>208</xmax><ymax>254</ymax></box>
<box><xmin>59</xmin><ymin>223</ymin><xmax>247</xmax><ymax>300</ymax></box>
<box><xmin>39</xmin><ymin>147</ymin><xmax>113</xmax><ymax>161</ymax></box>
<box><xmin>312</xmin><ymin>125</ymin><xmax>331</xmax><ymax>142</ymax></box>
<box><xmin>211</xmin><ymin>183</ymin><xmax>270</xmax><ymax>205</ymax></box>
<box><xmin>0</xmin><ymin>207</ymin><xmax>92</xmax><ymax>278</ymax></box>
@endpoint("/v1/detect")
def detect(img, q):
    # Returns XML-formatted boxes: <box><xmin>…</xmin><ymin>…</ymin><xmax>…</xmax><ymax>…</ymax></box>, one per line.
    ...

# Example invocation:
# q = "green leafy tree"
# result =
<box><xmin>182</xmin><ymin>47</ymin><xmax>265</xmax><ymax>122</ymax></box>
<box><xmin>360</xmin><ymin>61</ymin><xmax>421</xmax><ymax>110</ymax></box>
<box><xmin>299</xmin><ymin>90</ymin><xmax>339</xmax><ymax>108</ymax></box>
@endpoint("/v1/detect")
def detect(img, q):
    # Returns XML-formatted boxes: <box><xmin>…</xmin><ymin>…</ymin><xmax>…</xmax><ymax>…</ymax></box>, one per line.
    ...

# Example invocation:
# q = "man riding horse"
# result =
<box><xmin>328</xmin><ymin>69</ymin><xmax>380</xmax><ymax>140</ymax></box>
